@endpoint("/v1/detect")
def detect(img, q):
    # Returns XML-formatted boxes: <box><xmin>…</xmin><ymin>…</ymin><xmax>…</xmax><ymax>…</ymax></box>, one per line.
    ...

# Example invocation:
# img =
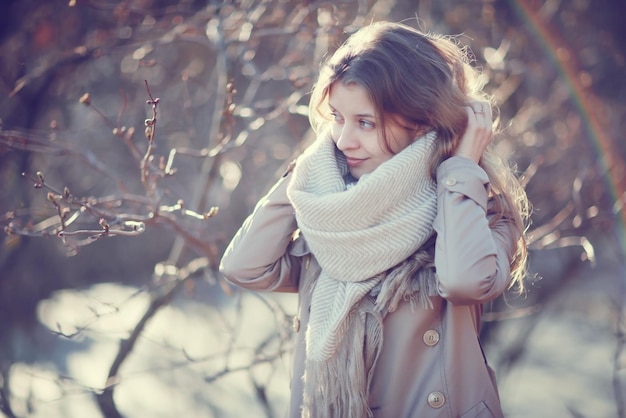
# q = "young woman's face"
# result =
<box><xmin>328</xmin><ymin>82</ymin><xmax>415</xmax><ymax>179</ymax></box>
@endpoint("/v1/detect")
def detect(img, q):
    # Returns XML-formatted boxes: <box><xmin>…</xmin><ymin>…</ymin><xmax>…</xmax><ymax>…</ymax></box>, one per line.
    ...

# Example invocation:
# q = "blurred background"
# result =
<box><xmin>0</xmin><ymin>0</ymin><xmax>624</xmax><ymax>417</ymax></box>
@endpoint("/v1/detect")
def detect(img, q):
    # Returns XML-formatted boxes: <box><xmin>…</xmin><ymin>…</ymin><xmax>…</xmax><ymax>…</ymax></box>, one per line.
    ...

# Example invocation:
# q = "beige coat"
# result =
<box><xmin>220</xmin><ymin>156</ymin><xmax>514</xmax><ymax>418</ymax></box>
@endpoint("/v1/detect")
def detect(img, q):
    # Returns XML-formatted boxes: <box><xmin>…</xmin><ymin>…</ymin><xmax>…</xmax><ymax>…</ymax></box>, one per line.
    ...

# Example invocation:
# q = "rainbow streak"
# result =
<box><xmin>510</xmin><ymin>0</ymin><xmax>626</xmax><ymax>258</ymax></box>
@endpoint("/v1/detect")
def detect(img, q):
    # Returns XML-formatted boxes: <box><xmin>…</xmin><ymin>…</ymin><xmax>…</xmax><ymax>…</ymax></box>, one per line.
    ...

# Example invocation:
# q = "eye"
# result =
<box><xmin>359</xmin><ymin>119</ymin><xmax>375</xmax><ymax>130</ymax></box>
<box><xmin>330</xmin><ymin>111</ymin><xmax>343</xmax><ymax>123</ymax></box>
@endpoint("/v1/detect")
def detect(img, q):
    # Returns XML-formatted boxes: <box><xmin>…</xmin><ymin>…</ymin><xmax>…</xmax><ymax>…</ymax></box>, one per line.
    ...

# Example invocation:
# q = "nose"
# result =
<box><xmin>335</xmin><ymin>124</ymin><xmax>358</xmax><ymax>151</ymax></box>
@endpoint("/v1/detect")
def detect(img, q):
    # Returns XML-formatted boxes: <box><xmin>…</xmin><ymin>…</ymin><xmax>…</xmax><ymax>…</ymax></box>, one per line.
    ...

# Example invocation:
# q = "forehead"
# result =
<box><xmin>328</xmin><ymin>82</ymin><xmax>375</xmax><ymax>114</ymax></box>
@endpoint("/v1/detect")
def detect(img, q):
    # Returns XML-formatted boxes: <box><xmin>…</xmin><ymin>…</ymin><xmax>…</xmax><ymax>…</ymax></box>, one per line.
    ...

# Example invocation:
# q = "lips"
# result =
<box><xmin>345</xmin><ymin>156</ymin><xmax>367</xmax><ymax>167</ymax></box>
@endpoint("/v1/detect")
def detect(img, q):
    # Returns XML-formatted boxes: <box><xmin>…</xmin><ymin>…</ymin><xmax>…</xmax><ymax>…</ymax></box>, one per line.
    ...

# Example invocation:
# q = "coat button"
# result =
<box><xmin>292</xmin><ymin>316</ymin><xmax>300</xmax><ymax>332</ymax></box>
<box><xmin>427</xmin><ymin>391</ymin><xmax>445</xmax><ymax>408</ymax></box>
<box><xmin>444</xmin><ymin>177</ymin><xmax>457</xmax><ymax>187</ymax></box>
<box><xmin>423</xmin><ymin>329</ymin><xmax>440</xmax><ymax>346</ymax></box>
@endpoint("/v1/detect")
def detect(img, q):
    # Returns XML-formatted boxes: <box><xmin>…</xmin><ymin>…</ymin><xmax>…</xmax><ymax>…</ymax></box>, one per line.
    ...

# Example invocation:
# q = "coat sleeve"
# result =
<box><xmin>219</xmin><ymin>167</ymin><xmax>301</xmax><ymax>293</ymax></box>
<box><xmin>433</xmin><ymin>156</ymin><xmax>517</xmax><ymax>305</ymax></box>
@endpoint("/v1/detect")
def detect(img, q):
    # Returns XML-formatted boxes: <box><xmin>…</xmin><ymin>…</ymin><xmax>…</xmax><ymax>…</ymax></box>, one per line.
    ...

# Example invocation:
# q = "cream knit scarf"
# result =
<box><xmin>287</xmin><ymin>131</ymin><xmax>439</xmax><ymax>417</ymax></box>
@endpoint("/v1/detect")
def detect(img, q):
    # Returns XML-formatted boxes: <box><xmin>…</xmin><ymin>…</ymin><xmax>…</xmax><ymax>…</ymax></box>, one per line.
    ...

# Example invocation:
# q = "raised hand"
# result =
<box><xmin>454</xmin><ymin>101</ymin><xmax>493</xmax><ymax>163</ymax></box>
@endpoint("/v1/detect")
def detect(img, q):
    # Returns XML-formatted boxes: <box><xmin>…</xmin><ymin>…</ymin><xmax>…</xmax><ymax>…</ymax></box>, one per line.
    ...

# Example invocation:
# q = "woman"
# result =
<box><xmin>220</xmin><ymin>21</ymin><xmax>529</xmax><ymax>418</ymax></box>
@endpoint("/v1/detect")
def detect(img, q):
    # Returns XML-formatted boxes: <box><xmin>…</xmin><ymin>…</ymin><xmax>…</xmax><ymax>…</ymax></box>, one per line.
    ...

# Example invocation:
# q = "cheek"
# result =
<box><xmin>329</xmin><ymin>125</ymin><xmax>341</xmax><ymax>144</ymax></box>
<box><xmin>368</xmin><ymin>139</ymin><xmax>392</xmax><ymax>159</ymax></box>
<box><xmin>387</xmin><ymin>131</ymin><xmax>413</xmax><ymax>154</ymax></box>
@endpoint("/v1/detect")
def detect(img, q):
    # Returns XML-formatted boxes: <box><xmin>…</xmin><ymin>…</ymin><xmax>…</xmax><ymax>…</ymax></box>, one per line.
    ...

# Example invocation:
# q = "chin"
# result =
<box><xmin>349</xmin><ymin>168</ymin><xmax>368</xmax><ymax>179</ymax></box>
<box><xmin>348</xmin><ymin>169</ymin><xmax>360</xmax><ymax>179</ymax></box>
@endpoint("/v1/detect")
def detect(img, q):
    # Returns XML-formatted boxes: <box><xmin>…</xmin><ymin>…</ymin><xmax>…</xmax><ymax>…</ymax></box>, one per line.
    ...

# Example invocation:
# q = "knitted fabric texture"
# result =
<box><xmin>287</xmin><ymin>131</ymin><xmax>439</xmax><ymax>416</ymax></box>
<box><xmin>287</xmin><ymin>131</ymin><xmax>438</xmax><ymax>360</ymax></box>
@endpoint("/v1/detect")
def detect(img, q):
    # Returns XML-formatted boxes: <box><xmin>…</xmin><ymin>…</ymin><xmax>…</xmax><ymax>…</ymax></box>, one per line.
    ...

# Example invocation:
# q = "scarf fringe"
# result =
<box><xmin>302</xmin><ymin>302</ymin><xmax>383</xmax><ymax>418</ymax></box>
<box><xmin>302</xmin><ymin>246</ymin><xmax>437</xmax><ymax>418</ymax></box>
<box><xmin>374</xmin><ymin>245</ymin><xmax>438</xmax><ymax>313</ymax></box>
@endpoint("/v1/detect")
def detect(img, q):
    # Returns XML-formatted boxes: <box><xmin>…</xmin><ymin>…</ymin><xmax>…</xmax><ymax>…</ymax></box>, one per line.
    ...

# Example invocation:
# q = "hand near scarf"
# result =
<box><xmin>455</xmin><ymin>100</ymin><xmax>493</xmax><ymax>163</ymax></box>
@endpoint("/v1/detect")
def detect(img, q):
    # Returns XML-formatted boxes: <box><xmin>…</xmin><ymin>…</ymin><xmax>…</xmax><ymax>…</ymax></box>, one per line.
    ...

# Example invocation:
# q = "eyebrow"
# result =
<box><xmin>328</xmin><ymin>103</ymin><xmax>376</xmax><ymax>119</ymax></box>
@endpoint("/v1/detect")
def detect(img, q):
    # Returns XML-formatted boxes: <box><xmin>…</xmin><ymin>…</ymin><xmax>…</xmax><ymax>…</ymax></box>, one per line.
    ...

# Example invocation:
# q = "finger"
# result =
<box><xmin>468</xmin><ymin>101</ymin><xmax>491</xmax><ymax>118</ymax></box>
<box><xmin>465</xmin><ymin>106</ymin><xmax>487</xmax><ymax>125</ymax></box>
<box><xmin>465</xmin><ymin>105</ymin><xmax>480</xmax><ymax>120</ymax></box>
<box><xmin>465</xmin><ymin>106</ymin><xmax>493</xmax><ymax>142</ymax></box>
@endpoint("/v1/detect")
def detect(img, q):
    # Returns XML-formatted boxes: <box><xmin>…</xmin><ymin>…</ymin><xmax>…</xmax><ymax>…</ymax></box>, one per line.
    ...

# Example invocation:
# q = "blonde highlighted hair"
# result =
<box><xmin>309</xmin><ymin>21</ymin><xmax>530</xmax><ymax>291</ymax></box>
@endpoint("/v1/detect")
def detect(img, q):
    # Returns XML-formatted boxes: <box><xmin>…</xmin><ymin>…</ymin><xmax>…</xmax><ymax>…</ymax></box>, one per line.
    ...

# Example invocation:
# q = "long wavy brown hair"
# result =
<box><xmin>308</xmin><ymin>21</ymin><xmax>530</xmax><ymax>292</ymax></box>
